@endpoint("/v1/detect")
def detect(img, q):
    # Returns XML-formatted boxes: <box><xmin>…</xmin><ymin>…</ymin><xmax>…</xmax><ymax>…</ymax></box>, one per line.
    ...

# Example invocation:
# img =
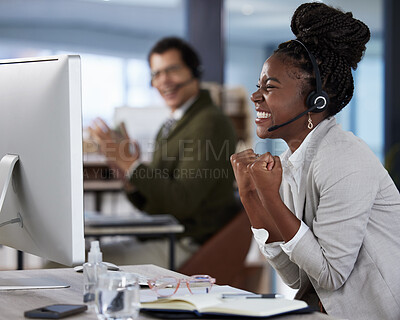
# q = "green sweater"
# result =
<box><xmin>127</xmin><ymin>90</ymin><xmax>238</xmax><ymax>244</ymax></box>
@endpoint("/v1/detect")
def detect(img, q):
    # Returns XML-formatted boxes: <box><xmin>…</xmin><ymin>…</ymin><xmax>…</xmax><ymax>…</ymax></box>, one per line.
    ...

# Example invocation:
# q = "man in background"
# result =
<box><xmin>90</xmin><ymin>37</ymin><xmax>238</xmax><ymax>268</ymax></box>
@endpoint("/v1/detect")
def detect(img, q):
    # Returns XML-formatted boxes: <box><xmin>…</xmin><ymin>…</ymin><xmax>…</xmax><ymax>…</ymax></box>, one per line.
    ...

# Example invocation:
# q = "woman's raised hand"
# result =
<box><xmin>248</xmin><ymin>152</ymin><xmax>283</xmax><ymax>202</ymax></box>
<box><xmin>230</xmin><ymin>149</ymin><xmax>259</xmax><ymax>196</ymax></box>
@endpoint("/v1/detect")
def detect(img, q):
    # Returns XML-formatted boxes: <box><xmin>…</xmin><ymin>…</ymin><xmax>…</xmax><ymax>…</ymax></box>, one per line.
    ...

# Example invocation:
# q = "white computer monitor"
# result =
<box><xmin>0</xmin><ymin>55</ymin><xmax>85</xmax><ymax>282</ymax></box>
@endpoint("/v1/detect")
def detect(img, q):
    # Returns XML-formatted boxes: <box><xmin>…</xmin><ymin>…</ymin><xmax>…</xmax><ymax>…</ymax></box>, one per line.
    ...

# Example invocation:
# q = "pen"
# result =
<box><xmin>221</xmin><ymin>293</ymin><xmax>284</xmax><ymax>299</ymax></box>
<box><xmin>246</xmin><ymin>294</ymin><xmax>284</xmax><ymax>299</ymax></box>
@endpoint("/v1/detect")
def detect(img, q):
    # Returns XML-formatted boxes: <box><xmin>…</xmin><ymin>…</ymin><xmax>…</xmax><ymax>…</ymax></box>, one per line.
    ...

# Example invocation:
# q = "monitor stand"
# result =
<box><xmin>0</xmin><ymin>154</ymin><xmax>69</xmax><ymax>290</ymax></box>
<box><xmin>0</xmin><ymin>154</ymin><xmax>23</xmax><ymax>228</ymax></box>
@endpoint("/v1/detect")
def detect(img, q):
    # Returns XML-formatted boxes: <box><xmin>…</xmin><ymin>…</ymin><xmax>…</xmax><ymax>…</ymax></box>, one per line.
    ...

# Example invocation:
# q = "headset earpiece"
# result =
<box><xmin>306</xmin><ymin>90</ymin><xmax>329</xmax><ymax>113</ymax></box>
<box><xmin>293</xmin><ymin>39</ymin><xmax>329</xmax><ymax>113</ymax></box>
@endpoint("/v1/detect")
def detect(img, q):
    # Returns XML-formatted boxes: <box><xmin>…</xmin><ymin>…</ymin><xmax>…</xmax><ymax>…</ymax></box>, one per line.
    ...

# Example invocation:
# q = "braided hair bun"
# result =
<box><xmin>291</xmin><ymin>2</ymin><xmax>370</xmax><ymax>69</ymax></box>
<box><xmin>276</xmin><ymin>2</ymin><xmax>370</xmax><ymax>115</ymax></box>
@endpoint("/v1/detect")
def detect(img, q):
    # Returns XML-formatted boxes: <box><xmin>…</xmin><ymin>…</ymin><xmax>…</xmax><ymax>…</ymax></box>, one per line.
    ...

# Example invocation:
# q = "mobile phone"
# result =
<box><xmin>24</xmin><ymin>304</ymin><xmax>88</xmax><ymax>319</ymax></box>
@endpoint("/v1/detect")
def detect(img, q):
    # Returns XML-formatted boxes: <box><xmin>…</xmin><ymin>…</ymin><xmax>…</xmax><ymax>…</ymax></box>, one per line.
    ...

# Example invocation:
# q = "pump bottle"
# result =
<box><xmin>83</xmin><ymin>240</ymin><xmax>107</xmax><ymax>305</ymax></box>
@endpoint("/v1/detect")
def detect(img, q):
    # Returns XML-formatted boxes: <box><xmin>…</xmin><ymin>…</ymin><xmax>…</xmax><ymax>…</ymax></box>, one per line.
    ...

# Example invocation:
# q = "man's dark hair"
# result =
<box><xmin>148</xmin><ymin>37</ymin><xmax>202</xmax><ymax>79</ymax></box>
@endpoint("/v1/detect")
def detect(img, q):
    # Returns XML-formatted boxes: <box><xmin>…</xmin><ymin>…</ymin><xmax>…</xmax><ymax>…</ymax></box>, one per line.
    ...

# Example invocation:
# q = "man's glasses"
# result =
<box><xmin>150</xmin><ymin>64</ymin><xmax>185</xmax><ymax>85</ymax></box>
<box><xmin>147</xmin><ymin>275</ymin><xmax>215</xmax><ymax>297</ymax></box>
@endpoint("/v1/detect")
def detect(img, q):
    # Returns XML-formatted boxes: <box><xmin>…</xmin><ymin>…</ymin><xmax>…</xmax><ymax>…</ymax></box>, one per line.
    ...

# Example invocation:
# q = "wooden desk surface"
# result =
<box><xmin>0</xmin><ymin>265</ymin><xmax>182</xmax><ymax>319</ymax></box>
<box><xmin>0</xmin><ymin>265</ymin><xmax>337</xmax><ymax>320</ymax></box>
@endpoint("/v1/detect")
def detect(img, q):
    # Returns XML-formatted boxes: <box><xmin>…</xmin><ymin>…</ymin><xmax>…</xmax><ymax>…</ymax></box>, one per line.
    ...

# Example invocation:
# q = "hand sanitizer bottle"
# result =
<box><xmin>83</xmin><ymin>240</ymin><xmax>107</xmax><ymax>306</ymax></box>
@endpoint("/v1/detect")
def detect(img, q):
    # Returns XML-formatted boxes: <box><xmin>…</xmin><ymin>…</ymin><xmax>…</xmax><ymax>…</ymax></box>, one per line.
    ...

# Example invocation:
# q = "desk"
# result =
<box><xmin>83</xmin><ymin>179</ymin><xmax>124</xmax><ymax>212</ymax></box>
<box><xmin>15</xmin><ymin>217</ymin><xmax>184</xmax><ymax>271</ymax></box>
<box><xmin>85</xmin><ymin>220</ymin><xmax>184</xmax><ymax>271</ymax></box>
<box><xmin>83</xmin><ymin>156</ymin><xmax>125</xmax><ymax>212</ymax></box>
<box><xmin>0</xmin><ymin>265</ymin><xmax>337</xmax><ymax>320</ymax></box>
<box><xmin>83</xmin><ymin>156</ymin><xmax>184</xmax><ymax>270</ymax></box>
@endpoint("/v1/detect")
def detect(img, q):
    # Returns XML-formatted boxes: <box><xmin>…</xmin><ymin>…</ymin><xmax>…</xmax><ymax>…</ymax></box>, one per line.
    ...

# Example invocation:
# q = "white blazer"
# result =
<box><xmin>267</xmin><ymin>117</ymin><xmax>400</xmax><ymax>320</ymax></box>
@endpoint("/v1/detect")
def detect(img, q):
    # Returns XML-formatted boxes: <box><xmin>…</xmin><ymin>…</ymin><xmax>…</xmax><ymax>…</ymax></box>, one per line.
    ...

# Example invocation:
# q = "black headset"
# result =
<box><xmin>293</xmin><ymin>39</ymin><xmax>329</xmax><ymax>112</ymax></box>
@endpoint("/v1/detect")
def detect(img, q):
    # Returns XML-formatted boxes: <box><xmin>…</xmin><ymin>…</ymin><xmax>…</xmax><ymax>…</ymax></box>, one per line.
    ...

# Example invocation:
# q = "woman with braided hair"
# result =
<box><xmin>231</xmin><ymin>3</ymin><xmax>400</xmax><ymax>319</ymax></box>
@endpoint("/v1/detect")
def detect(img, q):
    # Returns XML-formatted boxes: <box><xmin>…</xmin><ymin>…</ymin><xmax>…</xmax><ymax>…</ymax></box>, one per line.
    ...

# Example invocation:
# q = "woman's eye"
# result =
<box><xmin>257</xmin><ymin>85</ymin><xmax>274</xmax><ymax>90</ymax></box>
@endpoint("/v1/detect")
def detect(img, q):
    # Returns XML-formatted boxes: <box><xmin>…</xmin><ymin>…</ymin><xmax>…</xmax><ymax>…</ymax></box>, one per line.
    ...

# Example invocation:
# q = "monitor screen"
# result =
<box><xmin>0</xmin><ymin>55</ymin><xmax>85</xmax><ymax>269</ymax></box>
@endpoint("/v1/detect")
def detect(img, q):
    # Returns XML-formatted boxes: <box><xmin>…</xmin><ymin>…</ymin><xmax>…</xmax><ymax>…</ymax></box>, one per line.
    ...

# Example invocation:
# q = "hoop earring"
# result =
<box><xmin>307</xmin><ymin>113</ymin><xmax>313</xmax><ymax>130</ymax></box>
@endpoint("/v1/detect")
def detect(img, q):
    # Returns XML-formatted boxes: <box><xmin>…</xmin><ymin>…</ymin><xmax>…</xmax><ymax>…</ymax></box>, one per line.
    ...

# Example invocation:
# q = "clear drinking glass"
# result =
<box><xmin>95</xmin><ymin>272</ymin><xmax>140</xmax><ymax>320</ymax></box>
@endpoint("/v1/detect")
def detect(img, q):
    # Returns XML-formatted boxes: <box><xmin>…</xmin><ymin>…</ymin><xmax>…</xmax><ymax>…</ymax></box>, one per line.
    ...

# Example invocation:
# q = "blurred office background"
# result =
<box><xmin>0</xmin><ymin>0</ymin><xmax>391</xmax><ymax>297</ymax></box>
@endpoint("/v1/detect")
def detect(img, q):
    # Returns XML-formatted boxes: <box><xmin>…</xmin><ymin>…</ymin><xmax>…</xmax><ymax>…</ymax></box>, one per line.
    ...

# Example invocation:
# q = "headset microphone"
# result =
<box><xmin>267</xmin><ymin>39</ymin><xmax>329</xmax><ymax>132</ymax></box>
<box><xmin>268</xmin><ymin>99</ymin><xmax>326</xmax><ymax>132</ymax></box>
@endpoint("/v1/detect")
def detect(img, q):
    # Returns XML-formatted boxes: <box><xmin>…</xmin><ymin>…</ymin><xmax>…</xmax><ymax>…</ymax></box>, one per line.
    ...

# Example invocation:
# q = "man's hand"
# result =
<box><xmin>89</xmin><ymin>118</ymin><xmax>140</xmax><ymax>174</ymax></box>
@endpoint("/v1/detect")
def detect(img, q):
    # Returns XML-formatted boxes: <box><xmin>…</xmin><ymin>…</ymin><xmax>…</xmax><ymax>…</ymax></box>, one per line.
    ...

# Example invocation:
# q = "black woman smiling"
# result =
<box><xmin>231</xmin><ymin>3</ymin><xmax>400</xmax><ymax>319</ymax></box>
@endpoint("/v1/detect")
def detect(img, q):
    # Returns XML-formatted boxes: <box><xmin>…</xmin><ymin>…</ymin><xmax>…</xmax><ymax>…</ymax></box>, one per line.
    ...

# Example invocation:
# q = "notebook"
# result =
<box><xmin>140</xmin><ymin>292</ymin><xmax>310</xmax><ymax>318</ymax></box>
